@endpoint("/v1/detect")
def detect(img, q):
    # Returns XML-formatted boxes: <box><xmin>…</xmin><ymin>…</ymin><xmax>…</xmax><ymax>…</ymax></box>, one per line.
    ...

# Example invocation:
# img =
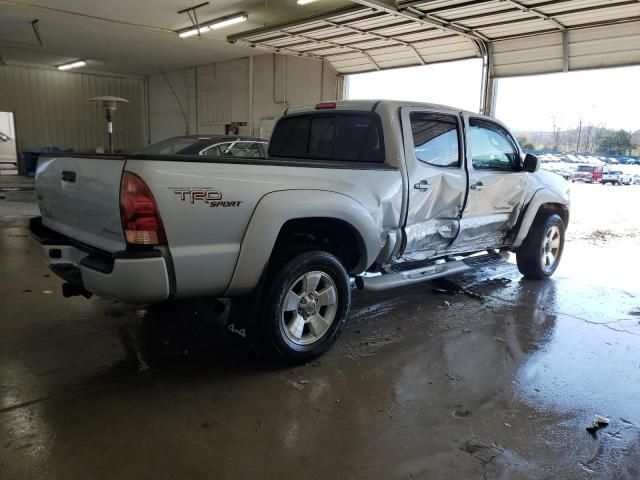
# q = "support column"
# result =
<box><xmin>562</xmin><ymin>31</ymin><xmax>569</xmax><ymax>72</ymax></box>
<box><xmin>248</xmin><ymin>56</ymin><xmax>254</xmax><ymax>136</ymax></box>
<box><xmin>480</xmin><ymin>42</ymin><xmax>496</xmax><ymax>116</ymax></box>
<box><xmin>336</xmin><ymin>74</ymin><xmax>346</xmax><ymax>100</ymax></box>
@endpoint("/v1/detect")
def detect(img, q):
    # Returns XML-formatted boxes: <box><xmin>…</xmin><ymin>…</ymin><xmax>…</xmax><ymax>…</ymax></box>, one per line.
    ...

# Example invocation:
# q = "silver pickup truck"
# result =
<box><xmin>31</xmin><ymin>100</ymin><xmax>570</xmax><ymax>361</ymax></box>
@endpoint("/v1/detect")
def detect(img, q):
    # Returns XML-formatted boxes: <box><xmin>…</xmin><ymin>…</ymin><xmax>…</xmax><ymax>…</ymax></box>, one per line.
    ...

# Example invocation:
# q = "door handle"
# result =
<box><xmin>470</xmin><ymin>181</ymin><xmax>484</xmax><ymax>190</ymax></box>
<box><xmin>414</xmin><ymin>179</ymin><xmax>430</xmax><ymax>191</ymax></box>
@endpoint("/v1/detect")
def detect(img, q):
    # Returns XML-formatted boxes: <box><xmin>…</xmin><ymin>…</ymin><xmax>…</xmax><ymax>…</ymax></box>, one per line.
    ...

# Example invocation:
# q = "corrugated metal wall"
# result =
<box><xmin>0</xmin><ymin>65</ymin><xmax>144</xmax><ymax>152</ymax></box>
<box><xmin>493</xmin><ymin>21</ymin><xmax>640</xmax><ymax>77</ymax></box>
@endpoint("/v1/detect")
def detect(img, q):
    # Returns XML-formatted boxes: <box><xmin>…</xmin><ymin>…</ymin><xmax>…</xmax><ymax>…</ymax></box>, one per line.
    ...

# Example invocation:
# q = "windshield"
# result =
<box><xmin>576</xmin><ymin>166</ymin><xmax>594</xmax><ymax>172</ymax></box>
<box><xmin>137</xmin><ymin>137</ymin><xmax>201</xmax><ymax>155</ymax></box>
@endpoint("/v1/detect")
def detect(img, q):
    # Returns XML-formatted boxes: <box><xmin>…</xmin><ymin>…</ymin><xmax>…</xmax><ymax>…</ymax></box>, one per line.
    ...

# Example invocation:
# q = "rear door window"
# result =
<box><xmin>409</xmin><ymin>112</ymin><xmax>460</xmax><ymax>168</ymax></box>
<box><xmin>269</xmin><ymin>113</ymin><xmax>384</xmax><ymax>163</ymax></box>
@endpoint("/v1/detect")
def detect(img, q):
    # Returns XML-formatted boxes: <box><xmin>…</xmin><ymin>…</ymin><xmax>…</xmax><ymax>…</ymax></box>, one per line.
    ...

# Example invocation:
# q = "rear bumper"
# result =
<box><xmin>30</xmin><ymin>217</ymin><xmax>170</xmax><ymax>303</ymax></box>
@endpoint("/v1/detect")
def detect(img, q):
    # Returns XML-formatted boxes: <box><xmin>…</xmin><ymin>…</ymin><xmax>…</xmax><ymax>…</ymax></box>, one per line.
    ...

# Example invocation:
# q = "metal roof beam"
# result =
<box><xmin>396</xmin><ymin>0</ymin><xmax>576</xmax><ymax>14</ymax></box>
<box><xmin>271</xmin><ymin>29</ymin><xmax>382</xmax><ymax>70</ymax></box>
<box><xmin>288</xmin><ymin>21</ymin><xmax>442</xmax><ymax>44</ymax></box>
<box><xmin>256</xmin><ymin>21</ymin><xmax>435</xmax><ymax>46</ymax></box>
<box><xmin>398</xmin><ymin>0</ymin><xmax>495</xmax><ymax>12</ymax></box>
<box><xmin>322</xmin><ymin>19</ymin><xmax>426</xmax><ymax>65</ymax></box>
<box><xmin>443</xmin><ymin>0</ymin><xmax>640</xmax><ymax>25</ymax></box>
<box><xmin>500</xmin><ymin>0</ymin><xmax>566</xmax><ymax>30</ymax></box>
<box><xmin>402</xmin><ymin>4</ymin><xmax>491</xmax><ymax>43</ymax></box>
<box><xmin>351</xmin><ymin>0</ymin><xmax>490</xmax><ymax>47</ymax></box>
<box><xmin>228</xmin><ymin>5</ymin><xmax>372</xmax><ymax>42</ymax></box>
<box><xmin>305</xmin><ymin>33</ymin><xmax>461</xmax><ymax>56</ymax></box>
<box><xmin>470</xmin><ymin>2</ymin><xmax>639</xmax><ymax>32</ymax></box>
<box><xmin>259</xmin><ymin>27</ymin><xmax>461</xmax><ymax>56</ymax></box>
<box><xmin>349</xmin><ymin>0</ymin><xmax>488</xmax><ymax>62</ymax></box>
<box><xmin>491</xmin><ymin>15</ymin><xmax>640</xmax><ymax>42</ymax></box>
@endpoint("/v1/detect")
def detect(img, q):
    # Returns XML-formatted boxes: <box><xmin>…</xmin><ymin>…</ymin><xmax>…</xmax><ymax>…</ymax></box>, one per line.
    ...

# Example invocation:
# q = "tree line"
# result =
<box><xmin>516</xmin><ymin>124</ymin><xmax>638</xmax><ymax>156</ymax></box>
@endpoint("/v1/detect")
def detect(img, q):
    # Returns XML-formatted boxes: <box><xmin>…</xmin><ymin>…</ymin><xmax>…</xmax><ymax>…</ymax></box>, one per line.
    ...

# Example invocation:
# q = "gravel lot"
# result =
<box><xmin>567</xmin><ymin>182</ymin><xmax>640</xmax><ymax>241</ymax></box>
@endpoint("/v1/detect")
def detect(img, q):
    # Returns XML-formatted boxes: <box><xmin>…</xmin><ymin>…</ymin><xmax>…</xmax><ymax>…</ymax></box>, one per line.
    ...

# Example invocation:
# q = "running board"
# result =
<box><xmin>355</xmin><ymin>251</ymin><xmax>509</xmax><ymax>292</ymax></box>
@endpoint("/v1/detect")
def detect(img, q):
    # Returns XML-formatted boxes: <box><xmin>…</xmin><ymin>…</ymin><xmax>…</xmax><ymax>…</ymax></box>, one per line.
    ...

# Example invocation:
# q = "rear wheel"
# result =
<box><xmin>516</xmin><ymin>213</ymin><xmax>565</xmax><ymax>279</ymax></box>
<box><xmin>263</xmin><ymin>250</ymin><xmax>351</xmax><ymax>363</ymax></box>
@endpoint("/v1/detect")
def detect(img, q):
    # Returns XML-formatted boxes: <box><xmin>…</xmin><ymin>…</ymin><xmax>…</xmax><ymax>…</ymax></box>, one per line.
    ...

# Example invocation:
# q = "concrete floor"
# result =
<box><xmin>1</xmin><ymin>179</ymin><xmax>639</xmax><ymax>479</ymax></box>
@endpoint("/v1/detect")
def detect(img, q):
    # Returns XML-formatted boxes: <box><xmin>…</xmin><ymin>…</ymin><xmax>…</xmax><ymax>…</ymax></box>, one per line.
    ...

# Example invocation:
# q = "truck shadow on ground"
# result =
<box><xmin>101</xmin><ymin>265</ymin><xmax>559</xmax><ymax>381</ymax></box>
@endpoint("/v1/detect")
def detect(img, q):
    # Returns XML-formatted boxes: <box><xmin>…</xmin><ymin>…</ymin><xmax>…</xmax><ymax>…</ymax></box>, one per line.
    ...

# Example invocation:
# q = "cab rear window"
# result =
<box><xmin>269</xmin><ymin>113</ymin><xmax>385</xmax><ymax>163</ymax></box>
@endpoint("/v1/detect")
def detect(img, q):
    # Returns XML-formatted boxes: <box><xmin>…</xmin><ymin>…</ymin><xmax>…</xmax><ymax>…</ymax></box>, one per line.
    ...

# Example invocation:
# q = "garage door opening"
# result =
<box><xmin>345</xmin><ymin>58</ymin><xmax>483</xmax><ymax>113</ymax></box>
<box><xmin>494</xmin><ymin>66</ymin><xmax>640</xmax><ymax>290</ymax></box>
<box><xmin>0</xmin><ymin>111</ymin><xmax>17</xmax><ymax>176</ymax></box>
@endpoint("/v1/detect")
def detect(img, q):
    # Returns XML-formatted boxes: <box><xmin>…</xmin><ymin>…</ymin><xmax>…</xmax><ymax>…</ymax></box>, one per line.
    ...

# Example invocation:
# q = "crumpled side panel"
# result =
<box><xmin>402</xmin><ymin>172</ymin><xmax>464</xmax><ymax>261</ymax></box>
<box><xmin>453</xmin><ymin>174</ymin><xmax>526</xmax><ymax>252</ymax></box>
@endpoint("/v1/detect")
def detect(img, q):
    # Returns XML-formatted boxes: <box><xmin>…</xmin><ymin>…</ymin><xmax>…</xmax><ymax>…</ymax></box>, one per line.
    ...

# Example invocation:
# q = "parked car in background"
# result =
<box><xmin>601</xmin><ymin>170</ymin><xmax>632</xmax><ymax>185</ymax></box>
<box><xmin>549</xmin><ymin>166</ymin><xmax>574</xmax><ymax>180</ymax></box>
<box><xmin>138</xmin><ymin>135</ymin><xmax>268</xmax><ymax>158</ymax></box>
<box><xmin>633</xmin><ymin>175</ymin><xmax>640</xmax><ymax>185</ymax></box>
<box><xmin>571</xmin><ymin>165</ymin><xmax>603</xmax><ymax>183</ymax></box>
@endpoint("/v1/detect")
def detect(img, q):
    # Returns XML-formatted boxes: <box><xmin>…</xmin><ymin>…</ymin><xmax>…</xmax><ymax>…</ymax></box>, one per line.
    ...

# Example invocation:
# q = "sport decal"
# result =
<box><xmin>170</xmin><ymin>187</ymin><xmax>243</xmax><ymax>208</ymax></box>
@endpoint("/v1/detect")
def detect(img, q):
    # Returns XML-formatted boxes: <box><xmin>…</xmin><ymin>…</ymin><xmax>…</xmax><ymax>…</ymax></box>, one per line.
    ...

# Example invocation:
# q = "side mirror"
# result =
<box><xmin>523</xmin><ymin>153</ymin><xmax>539</xmax><ymax>173</ymax></box>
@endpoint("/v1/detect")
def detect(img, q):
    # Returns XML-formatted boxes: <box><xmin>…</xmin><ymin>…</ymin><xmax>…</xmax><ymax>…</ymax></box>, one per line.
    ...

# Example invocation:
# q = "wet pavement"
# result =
<box><xmin>1</xmin><ymin>181</ymin><xmax>640</xmax><ymax>479</ymax></box>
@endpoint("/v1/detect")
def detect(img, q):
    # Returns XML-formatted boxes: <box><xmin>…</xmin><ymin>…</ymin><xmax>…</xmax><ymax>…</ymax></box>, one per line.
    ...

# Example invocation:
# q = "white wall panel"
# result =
<box><xmin>147</xmin><ymin>54</ymin><xmax>338</xmax><ymax>140</ymax></box>
<box><xmin>197</xmin><ymin>59</ymin><xmax>249</xmax><ymax>133</ymax></box>
<box><xmin>148</xmin><ymin>68</ymin><xmax>195</xmax><ymax>143</ymax></box>
<box><xmin>0</xmin><ymin>65</ymin><xmax>144</xmax><ymax>152</ymax></box>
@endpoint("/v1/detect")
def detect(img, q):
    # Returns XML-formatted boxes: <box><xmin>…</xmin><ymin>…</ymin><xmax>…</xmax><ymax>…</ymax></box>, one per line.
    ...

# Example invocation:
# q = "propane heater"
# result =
<box><xmin>90</xmin><ymin>96</ymin><xmax>129</xmax><ymax>153</ymax></box>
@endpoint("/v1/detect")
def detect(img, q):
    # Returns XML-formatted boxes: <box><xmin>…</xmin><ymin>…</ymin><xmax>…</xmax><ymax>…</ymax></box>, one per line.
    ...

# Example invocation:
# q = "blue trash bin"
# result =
<box><xmin>22</xmin><ymin>147</ymin><xmax>62</xmax><ymax>177</ymax></box>
<box><xmin>21</xmin><ymin>152</ymin><xmax>39</xmax><ymax>177</ymax></box>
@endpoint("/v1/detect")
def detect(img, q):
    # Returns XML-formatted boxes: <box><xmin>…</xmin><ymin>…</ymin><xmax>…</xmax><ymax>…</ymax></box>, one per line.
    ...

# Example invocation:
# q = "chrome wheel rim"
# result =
<box><xmin>541</xmin><ymin>225</ymin><xmax>561</xmax><ymax>273</ymax></box>
<box><xmin>281</xmin><ymin>271</ymin><xmax>338</xmax><ymax>346</ymax></box>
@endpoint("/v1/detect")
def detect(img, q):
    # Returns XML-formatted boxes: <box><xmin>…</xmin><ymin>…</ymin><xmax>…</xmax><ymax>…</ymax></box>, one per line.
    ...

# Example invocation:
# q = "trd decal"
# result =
<box><xmin>170</xmin><ymin>187</ymin><xmax>243</xmax><ymax>208</ymax></box>
<box><xmin>102</xmin><ymin>227</ymin><xmax>122</xmax><ymax>237</ymax></box>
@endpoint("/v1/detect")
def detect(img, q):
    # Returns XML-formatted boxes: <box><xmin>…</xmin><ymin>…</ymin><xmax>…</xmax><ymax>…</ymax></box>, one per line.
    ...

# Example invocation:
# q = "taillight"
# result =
<box><xmin>120</xmin><ymin>171</ymin><xmax>167</xmax><ymax>245</ymax></box>
<box><xmin>315</xmin><ymin>102</ymin><xmax>336</xmax><ymax>109</ymax></box>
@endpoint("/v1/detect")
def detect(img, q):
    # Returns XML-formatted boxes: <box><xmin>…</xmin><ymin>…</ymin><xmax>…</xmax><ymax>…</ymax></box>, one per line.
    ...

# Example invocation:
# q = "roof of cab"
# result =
<box><xmin>173</xmin><ymin>134</ymin><xmax>267</xmax><ymax>142</ymax></box>
<box><xmin>285</xmin><ymin>99</ymin><xmax>480</xmax><ymax>118</ymax></box>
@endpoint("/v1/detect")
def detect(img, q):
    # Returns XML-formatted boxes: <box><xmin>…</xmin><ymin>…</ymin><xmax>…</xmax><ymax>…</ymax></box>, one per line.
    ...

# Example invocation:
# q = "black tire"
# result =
<box><xmin>263</xmin><ymin>250</ymin><xmax>351</xmax><ymax>363</ymax></box>
<box><xmin>516</xmin><ymin>213</ymin><xmax>565</xmax><ymax>280</ymax></box>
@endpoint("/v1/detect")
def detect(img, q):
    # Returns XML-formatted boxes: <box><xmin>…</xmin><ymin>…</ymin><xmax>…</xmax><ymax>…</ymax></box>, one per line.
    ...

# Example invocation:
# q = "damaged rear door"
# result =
<box><xmin>399</xmin><ymin>107</ymin><xmax>466</xmax><ymax>261</ymax></box>
<box><xmin>453</xmin><ymin>116</ymin><xmax>527</xmax><ymax>251</ymax></box>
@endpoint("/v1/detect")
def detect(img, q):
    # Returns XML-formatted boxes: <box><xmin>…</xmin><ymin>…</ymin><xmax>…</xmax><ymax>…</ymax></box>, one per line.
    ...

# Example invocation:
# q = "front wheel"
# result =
<box><xmin>263</xmin><ymin>250</ymin><xmax>351</xmax><ymax>363</ymax></box>
<box><xmin>516</xmin><ymin>213</ymin><xmax>565</xmax><ymax>279</ymax></box>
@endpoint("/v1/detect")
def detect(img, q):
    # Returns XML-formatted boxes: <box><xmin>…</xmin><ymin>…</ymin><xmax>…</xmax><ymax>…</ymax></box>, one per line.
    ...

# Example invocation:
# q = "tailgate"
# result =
<box><xmin>35</xmin><ymin>155</ymin><xmax>127</xmax><ymax>252</ymax></box>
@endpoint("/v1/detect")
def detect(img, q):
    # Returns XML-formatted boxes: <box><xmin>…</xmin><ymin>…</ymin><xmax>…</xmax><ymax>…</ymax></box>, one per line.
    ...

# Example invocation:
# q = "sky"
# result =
<box><xmin>346</xmin><ymin>61</ymin><xmax>640</xmax><ymax>133</ymax></box>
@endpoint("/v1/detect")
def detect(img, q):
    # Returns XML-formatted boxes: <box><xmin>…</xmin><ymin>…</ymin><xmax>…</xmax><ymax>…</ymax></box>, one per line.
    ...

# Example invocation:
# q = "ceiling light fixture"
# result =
<box><xmin>57</xmin><ymin>60</ymin><xmax>87</xmax><ymax>71</ymax></box>
<box><xmin>297</xmin><ymin>0</ymin><xmax>319</xmax><ymax>4</ymax></box>
<box><xmin>178</xmin><ymin>13</ymin><xmax>247</xmax><ymax>38</ymax></box>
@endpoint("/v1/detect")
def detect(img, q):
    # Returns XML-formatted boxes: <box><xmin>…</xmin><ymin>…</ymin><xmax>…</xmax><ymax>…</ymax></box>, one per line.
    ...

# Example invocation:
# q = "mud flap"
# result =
<box><xmin>139</xmin><ymin>299</ymin><xmax>228</xmax><ymax>365</ymax></box>
<box><xmin>225</xmin><ymin>271</ymin><xmax>268</xmax><ymax>352</ymax></box>
<box><xmin>225</xmin><ymin>297</ymin><xmax>259</xmax><ymax>349</ymax></box>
